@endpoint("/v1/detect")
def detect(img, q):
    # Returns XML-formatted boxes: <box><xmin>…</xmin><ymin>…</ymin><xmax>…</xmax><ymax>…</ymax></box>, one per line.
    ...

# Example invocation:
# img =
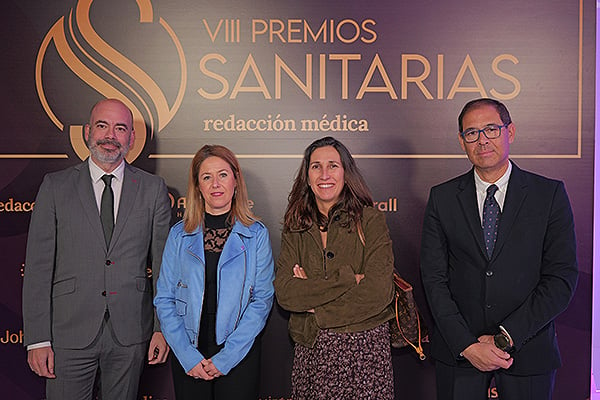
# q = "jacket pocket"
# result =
<box><xmin>136</xmin><ymin>276</ymin><xmax>152</xmax><ymax>292</ymax></box>
<box><xmin>175</xmin><ymin>299</ymin><xmax>187</xmax><ymax>316</ymax></box>
<box><xmin>52</xmin><ymin>277</ymin><xmax>76</xmax><ymax>298</ymax></box>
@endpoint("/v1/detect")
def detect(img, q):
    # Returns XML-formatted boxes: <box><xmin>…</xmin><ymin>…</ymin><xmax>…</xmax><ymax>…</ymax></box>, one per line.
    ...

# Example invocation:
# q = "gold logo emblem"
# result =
<box><xmin>35</xmin><ymin>0</ymin><xmax>187</xmax><ymax>162</ymax></box>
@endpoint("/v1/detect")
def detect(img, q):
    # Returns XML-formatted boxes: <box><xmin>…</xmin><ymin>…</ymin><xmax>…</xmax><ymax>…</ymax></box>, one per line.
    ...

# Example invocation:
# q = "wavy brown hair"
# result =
<box><xmin>283</xmin><ymin>136</ymin><xmax>373</xmax><ymax>233</ymax></box>
<box><xmin>183</xmin><ymin>145</ymin><xmax>258</xmax><ymax>232</ymax></box>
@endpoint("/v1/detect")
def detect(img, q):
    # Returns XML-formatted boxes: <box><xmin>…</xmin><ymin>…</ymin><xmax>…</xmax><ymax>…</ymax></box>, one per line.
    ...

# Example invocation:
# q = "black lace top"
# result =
<box><xmin>198</xmin><ymin>212</ymin><xmax>232</xmax><ymax>356</ymax></box>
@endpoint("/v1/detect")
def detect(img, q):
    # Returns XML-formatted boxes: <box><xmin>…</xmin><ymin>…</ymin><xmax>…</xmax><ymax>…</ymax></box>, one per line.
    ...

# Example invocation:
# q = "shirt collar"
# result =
<box><xmin>88</xmin><ymin>158</ymin><xmax>125</xmax><ymax>184</ymax></box>
<box><xmin>474</xmin><ymin>161</ymin><xmax>512</xmax><ymax>195</ymax></box>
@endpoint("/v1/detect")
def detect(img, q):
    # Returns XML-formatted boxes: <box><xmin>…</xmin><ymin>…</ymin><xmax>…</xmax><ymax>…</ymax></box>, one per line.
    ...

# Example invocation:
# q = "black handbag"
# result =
<box><xmin>389</xmin><ymin>272</ymin><xmax>427</xmax><ymax>360</ymax></box>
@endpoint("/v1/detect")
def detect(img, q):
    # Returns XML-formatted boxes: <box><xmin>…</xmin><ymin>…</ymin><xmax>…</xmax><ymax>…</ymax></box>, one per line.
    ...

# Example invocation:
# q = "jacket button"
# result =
<box><xmin>485</xmin><ymin>270</ymin><xmax>493</xmax><ymax>277</ymax></box>
<box><xmin>101</xmin><ymin>291</ymin><xmax>106</xmax><ymax>296</ymax></box>
<box><xmin>105</xmin><ymin>260</ymin><xmax>111</xmax><ymax>266</ymax></box>
<box><xmin>486</xmin><ymin>304</ymin><xmax>492</xmax><ymax>309</ymax></box>
<box><xmin>326</xmin><ymin>251</ymin><xmax>334</xmax><ymax>259</ymax></box>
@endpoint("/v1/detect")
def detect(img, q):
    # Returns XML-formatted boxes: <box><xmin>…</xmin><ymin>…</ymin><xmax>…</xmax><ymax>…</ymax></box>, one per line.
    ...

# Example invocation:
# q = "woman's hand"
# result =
<box><xmin>201</xmin><ymin>359</ymin><xmax>223</xmax><ymax>379</ymax></box>
<box><xmin>354</xmin><ymin>274</ymin><xmax>365</xmax><ymax>284</ymax></box>
<box><xmin>187</xmin><ymin>361</ymin><xmax>214</xmax><ymax>380</ymax></box>
<box><xmin>292</xmin><ymin>264</ymin><xmax>308</xmax><ymax>279</ymax></box>
<box><xmin>186</xmin><ymin>359</ymin><xmax>224</xmax><ymax>380</ymax></box>
<box><xmin>292</xmin><ymin>264</ymin><xmax>314</xmax><ymax>312</ymax></box>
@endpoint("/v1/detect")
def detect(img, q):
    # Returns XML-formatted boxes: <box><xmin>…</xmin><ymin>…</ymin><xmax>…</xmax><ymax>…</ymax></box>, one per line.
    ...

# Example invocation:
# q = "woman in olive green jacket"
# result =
<box><xmin>274</xmin><ymin>136</ymin><xmax>395</xmax><ymax>400</ymax></box>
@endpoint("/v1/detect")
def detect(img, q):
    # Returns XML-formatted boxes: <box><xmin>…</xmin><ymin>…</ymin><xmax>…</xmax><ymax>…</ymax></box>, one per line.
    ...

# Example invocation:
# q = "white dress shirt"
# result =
<box><xmin>474</xmin><ymin>161</ymin><xmax>512</xmax><ymax>224</ymax></box>
<box><xmin>88</xmin><ymin>158</ymin><xmax>125</xmax><ymax>220</ymax></box>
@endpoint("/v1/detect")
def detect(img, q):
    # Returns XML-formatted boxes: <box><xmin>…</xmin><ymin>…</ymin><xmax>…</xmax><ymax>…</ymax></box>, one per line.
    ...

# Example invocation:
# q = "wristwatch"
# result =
<box><xmin>493</xmin><ymin>332</ymin><xmax>513</xmax><ymax>352</ymax></box>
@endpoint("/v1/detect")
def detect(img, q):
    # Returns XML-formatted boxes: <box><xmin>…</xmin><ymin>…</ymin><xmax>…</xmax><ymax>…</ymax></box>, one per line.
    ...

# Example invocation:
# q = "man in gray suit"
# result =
<box><xmin>22</xmin><ymin>98</ymin><xmax>171</xmax><ymax>399</ymax></box>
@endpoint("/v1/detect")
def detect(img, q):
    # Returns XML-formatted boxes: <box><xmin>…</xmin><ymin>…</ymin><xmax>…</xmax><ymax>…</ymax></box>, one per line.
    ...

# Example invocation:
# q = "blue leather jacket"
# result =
<box><xmin>154</xmin><ymin>219</ymin><xmax>275</xmax><ymax>374</ymax></box>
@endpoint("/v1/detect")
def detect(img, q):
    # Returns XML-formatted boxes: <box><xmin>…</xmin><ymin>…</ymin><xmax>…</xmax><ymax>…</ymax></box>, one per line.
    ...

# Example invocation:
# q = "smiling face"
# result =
<box><xmin>308</xmin><ymin>146</ymin><xmax>345</xmax><ymax>215</ymax></box>
<box><xmin>84</xmin><ymin>99</ymin><xmax>134</xmax><ymax>172</ymax></box>
<box><xmin>459</xmin><ymin>104</ymin><xmax>515</xmax><ymax>183</ymax></box>
<box><xmin>197</xmin><ymin>156</ymin><xmax>237</xmax><ymax>215</ymax></box>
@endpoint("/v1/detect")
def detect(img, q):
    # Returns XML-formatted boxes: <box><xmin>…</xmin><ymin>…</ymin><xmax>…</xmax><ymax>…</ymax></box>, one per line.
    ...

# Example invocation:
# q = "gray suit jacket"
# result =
<box><xmin>22</xmin><ymin>160</ymin><xmax>171</xmax><ymax>349</ymax></box>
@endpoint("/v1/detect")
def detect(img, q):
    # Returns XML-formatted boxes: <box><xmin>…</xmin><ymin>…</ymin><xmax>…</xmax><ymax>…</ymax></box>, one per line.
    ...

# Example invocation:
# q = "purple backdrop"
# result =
<box><xmin>0</xmin><ymin>0</ymin><xmax>593</xmax><ymax>398</ymax></box>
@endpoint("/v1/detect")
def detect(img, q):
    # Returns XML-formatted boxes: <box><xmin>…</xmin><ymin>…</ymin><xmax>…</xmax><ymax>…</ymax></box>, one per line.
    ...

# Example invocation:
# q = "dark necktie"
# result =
<box><xmin>100</xmin><ymin>174</ymin><xmax>115</xmax><ymax>247</ymax></box>
<box><xmin>482</xmin><ymin>184</ymin><xmax>501</xmax><ymax>258</ymax></box>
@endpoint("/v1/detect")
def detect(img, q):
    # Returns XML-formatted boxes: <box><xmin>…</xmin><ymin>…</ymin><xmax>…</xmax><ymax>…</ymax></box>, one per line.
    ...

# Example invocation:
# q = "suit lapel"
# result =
<box><xmin>492</xmin><ymin>163</ymin><xmax>528</xmax><ymax>260</ymax></box>
<box><xmin>110</xmin><ymin>164</ymin><xmax>139</xmax><ymax>252</ymax></box>
<box><xmin>76</xmin><ymin>161</ymin><xmax>106</xmax><ymax>246</ymax></box>
<box><xmin>456</xmin><ymin>169</ymin><xmax>488</xmax><ymax>259</ymax></box>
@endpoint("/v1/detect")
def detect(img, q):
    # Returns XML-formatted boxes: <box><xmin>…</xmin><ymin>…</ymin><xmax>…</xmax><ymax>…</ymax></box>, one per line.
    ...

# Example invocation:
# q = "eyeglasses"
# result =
<box><xmin>460</xmin><ymin>123</ymin><xmax>510</xmax><ymax>143</ymax></box>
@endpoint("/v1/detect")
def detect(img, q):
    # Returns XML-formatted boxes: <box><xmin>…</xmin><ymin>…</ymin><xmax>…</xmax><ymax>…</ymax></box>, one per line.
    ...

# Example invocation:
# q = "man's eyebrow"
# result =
<box><xmin>94</xmin><ymin>120</ymin><xmax>129</xmax><ymax>129</ymax></box>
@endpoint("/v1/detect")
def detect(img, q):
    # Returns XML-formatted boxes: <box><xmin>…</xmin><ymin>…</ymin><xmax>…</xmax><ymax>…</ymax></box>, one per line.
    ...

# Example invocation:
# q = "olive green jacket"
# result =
<box><xmin>275</xmin><ymin>207</ymin><xmax>395</xmax><ymax>348</ymax></box>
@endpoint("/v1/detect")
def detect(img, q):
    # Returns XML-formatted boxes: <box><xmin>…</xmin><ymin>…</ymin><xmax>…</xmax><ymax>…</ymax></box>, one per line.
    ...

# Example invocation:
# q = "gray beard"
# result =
<box><xmin>89</xmin><ymin>142</ymin><xmax>129</xmax><ymax>164</ymax></box>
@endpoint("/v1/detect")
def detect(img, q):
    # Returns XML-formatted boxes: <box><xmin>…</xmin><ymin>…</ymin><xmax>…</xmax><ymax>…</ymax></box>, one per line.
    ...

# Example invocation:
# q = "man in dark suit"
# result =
<box><xmin>420</xmin><ymin>98</ymin><xmax>578</xmax><ymax>400</ymax></box>
<box><xmin>22</xmin><ymin>98</ymin><xmax>171</xmax><ymax>399</ymax></box>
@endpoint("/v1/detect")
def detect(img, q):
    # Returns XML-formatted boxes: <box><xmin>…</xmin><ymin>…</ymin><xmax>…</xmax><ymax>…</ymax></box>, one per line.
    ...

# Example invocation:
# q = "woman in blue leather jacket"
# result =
<box><xmin>154</xmin><ymin>144</ymin><xmax>275</xmax><ymax>400</ymax></box>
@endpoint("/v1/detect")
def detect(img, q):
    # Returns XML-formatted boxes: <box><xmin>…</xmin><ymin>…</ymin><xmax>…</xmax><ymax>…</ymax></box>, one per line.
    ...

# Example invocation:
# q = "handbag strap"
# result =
<box><xmin>394</xmin><ymin>279</ymin><xmax>426</xmax><ymax>360</ymax></box>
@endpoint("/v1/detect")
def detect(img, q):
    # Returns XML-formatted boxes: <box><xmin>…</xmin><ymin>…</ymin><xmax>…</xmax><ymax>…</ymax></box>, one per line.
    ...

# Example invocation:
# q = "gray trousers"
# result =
<box><xmin>47</xmin><ymin>312</ymin><xmax>147</xmax><ymax>400</ymax></box>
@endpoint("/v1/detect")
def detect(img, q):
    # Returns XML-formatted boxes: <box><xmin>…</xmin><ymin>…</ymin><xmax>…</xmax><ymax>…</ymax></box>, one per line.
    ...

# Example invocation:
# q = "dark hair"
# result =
<box><xmin>183</xmin><ymin>145</ymin><xmax>257</xmax><ymax>232</ymax></box>
<box><xmin>458</xmin><ymin>98</ymin><xmax>512</xmax><ymax>132</ymax></box>
<box><xmin>283</xmin><ymin>136</ymin><xmax>373</xmax><ymax>232</ymax></box>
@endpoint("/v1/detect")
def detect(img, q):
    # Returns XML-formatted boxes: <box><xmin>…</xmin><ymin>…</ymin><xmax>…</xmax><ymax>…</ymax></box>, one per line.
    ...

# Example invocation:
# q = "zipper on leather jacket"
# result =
<box><xmin>234</xmin><ymin>255</ymin><xmax>247</xmax><ymax>329</ymax></box>
<box><xmin>186</xmin><ymin>247</ymin><xmax>204</xmax><ymax>347</ymax></box>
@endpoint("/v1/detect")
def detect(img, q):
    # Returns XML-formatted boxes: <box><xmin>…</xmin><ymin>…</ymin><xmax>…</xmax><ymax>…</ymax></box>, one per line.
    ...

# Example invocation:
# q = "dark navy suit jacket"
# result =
<box><xmin>420</xmin><ymin>162</ymin><xmax>578</xmax><ymax>375</ymax></box>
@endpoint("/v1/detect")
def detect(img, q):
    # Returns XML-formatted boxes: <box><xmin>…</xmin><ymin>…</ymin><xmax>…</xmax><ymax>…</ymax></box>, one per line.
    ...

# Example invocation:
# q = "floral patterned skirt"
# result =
<box><xmin>291</xmin><ymin>322</ymin><xmax>394</xmax><ymax>400</ymax></box>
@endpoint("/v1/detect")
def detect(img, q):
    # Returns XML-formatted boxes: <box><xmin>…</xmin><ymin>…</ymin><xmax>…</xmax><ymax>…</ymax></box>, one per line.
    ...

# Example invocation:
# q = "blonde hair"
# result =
<box><xmin>183</xmin><ymin>145</ymin><xmax>258</xmax><ymax>232</ymax></box>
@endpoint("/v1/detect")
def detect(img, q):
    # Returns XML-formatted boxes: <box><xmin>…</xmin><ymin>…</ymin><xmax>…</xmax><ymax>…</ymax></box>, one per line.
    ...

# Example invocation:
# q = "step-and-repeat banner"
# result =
<box><xmin>1</xmin><ymin>0</ymin><xmax>594</xmax><ymax>398</ymax></box>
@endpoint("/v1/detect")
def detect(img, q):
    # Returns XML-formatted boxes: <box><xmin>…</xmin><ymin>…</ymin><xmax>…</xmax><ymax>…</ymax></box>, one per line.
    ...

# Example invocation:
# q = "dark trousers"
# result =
<box><xmin>171</xmin><ymin>339</ymin><xmax>261</xmax><ymax>400</ymax></box>
<box><xmin>435</xmin><ymin>361</ymin><xmax>556</xmax><ymax>400</ymax></box>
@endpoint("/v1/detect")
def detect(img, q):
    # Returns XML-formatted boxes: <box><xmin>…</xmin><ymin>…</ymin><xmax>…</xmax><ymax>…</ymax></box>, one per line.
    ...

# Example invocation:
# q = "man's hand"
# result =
<box><xmin>477</xmin><ymin>334</ymin><xmax>495</xmax><ymax>345</ymax></box>
<box><xmin>462</xmin><ymin>342</ymin><xmax>513</xmax><ymax>372</ymax></box>
<box><xmin>27</xmin><ymin>346</ymin><xmax>56</xmax><ymax>378</ymax></box>
<box><xmin>147</xmin><ymin>332</ymin><xmax>170</xmax><ymax>364</ymax></box>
